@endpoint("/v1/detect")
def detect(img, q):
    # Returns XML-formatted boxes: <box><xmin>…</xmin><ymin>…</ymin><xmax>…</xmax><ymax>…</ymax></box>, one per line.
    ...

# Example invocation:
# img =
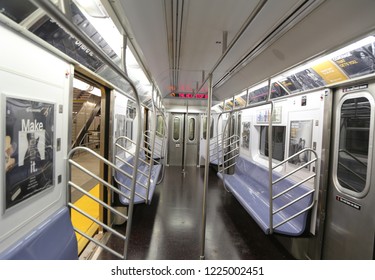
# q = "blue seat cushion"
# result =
<box><xmin>218</xmin><ymin>156</ymin><xmax>313</xmax><ymax>236</ymax></box>
<box><xmin>0</xmin><ymin>207</ymin><xmax>78</xmax><ymax>260</ymax></box>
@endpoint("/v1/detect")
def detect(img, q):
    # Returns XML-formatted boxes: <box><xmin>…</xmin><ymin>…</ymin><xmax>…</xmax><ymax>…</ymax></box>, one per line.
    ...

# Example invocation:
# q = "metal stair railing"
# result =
<box><xmin>67</xmin><ymin>146</ymin><xmax>135</xmax><ymax>259</ymax></box>
<box><xmin>79</xmin><ymin>132</ymin><xmax>101</xmax><ymax>149</ymax></box>
<box><xmin>71</xmin><ymin>99</ymin><xmax>101</xmax><ymax>149</ymax></box>
<box><xmin>269</xmin><ymin>148</ymin><xmax>318</xmax><ymax>233</ymax></box>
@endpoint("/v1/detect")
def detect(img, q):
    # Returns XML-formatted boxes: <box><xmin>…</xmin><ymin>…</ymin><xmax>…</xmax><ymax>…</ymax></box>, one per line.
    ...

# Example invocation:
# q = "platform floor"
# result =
<box><xmin>96</xmin><ymin>165</ymin><xmax>294</xmax><ymax>260</ymax></box>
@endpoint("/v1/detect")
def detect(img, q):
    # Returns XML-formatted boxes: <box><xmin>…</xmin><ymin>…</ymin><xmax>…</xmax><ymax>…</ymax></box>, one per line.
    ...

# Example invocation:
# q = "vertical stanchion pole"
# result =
<box><xmin>200</xmin><ymin>74</ymin><xmax>212</xmax><ymax>260</ymax></box>
<box><xmin>267</xmin><ymin>79</ymin><xmax>274</xmax><ymax>234</ymax></box>
<box><xmin>183</xmin><ymin>98</ymin><xmax>189</xmax><ymax>174</ymax></box>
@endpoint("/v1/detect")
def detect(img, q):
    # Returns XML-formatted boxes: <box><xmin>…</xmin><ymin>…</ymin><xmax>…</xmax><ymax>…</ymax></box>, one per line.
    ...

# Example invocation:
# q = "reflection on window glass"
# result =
<box><xmin>173</xmin><ymin>117</ymin><xmax>180</xmax><ymax>141</ymax></box>
<box><xmin>189</xmin><ymin>118</ymin><xmax>195</xmax><ymax>141</ymax></box>
<box><xmin>337</xmin><ymin>97</ymin><xmax>371</xmax><ymax>193</ymax></box>
<box><xmin>259</xmin><ymin>126</ymin><xmax>285</xmax><ymax>161</ymax></box>
<box><xmin>156</xmin><ymin>115</ymin><xmax>164</xmax><ymax>135</ymax></box>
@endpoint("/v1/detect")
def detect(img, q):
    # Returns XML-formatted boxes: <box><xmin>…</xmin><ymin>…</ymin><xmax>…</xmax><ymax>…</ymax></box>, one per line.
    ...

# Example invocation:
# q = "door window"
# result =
<box><xmin>335</xmin><ymin>95</ymin><xmax>374</xmax><ymax>197</ymax></box>
<box><xmin>173</xmin><ymin>117</ymin><xmax>180</xmax><ymax>141</ymax></box>
<box><xmin>188</xmin><ymin>118</ymin><xmax>195</xmax><ymax>141</ymax></box>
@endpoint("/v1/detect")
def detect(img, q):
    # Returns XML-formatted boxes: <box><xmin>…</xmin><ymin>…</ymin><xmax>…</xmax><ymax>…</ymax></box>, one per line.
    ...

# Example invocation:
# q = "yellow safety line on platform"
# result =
<box><xmin>71</xmin><ymin>184</ymin><xmax>100</xmax><ymax>254</ymax></box>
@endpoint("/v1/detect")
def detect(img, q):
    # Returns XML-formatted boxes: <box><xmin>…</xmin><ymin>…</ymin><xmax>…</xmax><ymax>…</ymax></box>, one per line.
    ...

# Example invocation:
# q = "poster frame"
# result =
<box><xmin>2</xmin><ymin>93</ymin><xmax>56</xmax><ymax>212</ymax></box>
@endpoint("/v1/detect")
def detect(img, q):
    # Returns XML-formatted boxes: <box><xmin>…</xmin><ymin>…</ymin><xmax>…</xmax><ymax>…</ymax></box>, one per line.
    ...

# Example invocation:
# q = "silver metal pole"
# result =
<box><xmin>267</xmin><ymin>78</ymin><xmax>274</xmax><ymax>234</ymax></box>
<box><xmin>29</xmin><ymin>0</ymin><xmax>142</xmax><ymax>259</ymax></box>
<box><xmin>200</xmin><ymin>74</ymin><xmax>212</xmax><ymax>260</ymax></box>
<box><xmin>183</xmin><ymin>98</ymin><xmax>189</xmax><ymax>173</ymax></box>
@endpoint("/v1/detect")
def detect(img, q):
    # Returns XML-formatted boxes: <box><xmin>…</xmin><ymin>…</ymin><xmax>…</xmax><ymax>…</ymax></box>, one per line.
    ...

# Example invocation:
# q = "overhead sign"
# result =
<box><xmin>169</xmin><ymin>93</ymin><xmax>208</xmax><ymax>99</ymax></box>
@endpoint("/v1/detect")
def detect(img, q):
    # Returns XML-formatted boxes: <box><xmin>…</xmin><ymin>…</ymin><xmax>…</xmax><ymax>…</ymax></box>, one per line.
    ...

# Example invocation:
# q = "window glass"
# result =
<box><xmin>156</xmin><ymin>115</ymin><xmax>164</xmax><ymax>135</ymax></box>
<box><xmin>202</xmin><ymin>116</ymin><xmax>214</xmax><ymax>140</ymax></box>
<box><xmin>188</xmin><ymin>118</ymin><xmax>195</xmax><ymax>141</ymax></box>
<box><xmin>259</xmin><ymin>126</ymin><xmax>286</xmax><ymax>161</ymax></box>
<box><xmin>337</xmin><ymin>97</ymin><xmax>371</xmax><ymax>193</ymax></box>
<box><xmin>173</xmin><ymin>117</ymin><xmax>180</xmax><ymax>141</ymax></box>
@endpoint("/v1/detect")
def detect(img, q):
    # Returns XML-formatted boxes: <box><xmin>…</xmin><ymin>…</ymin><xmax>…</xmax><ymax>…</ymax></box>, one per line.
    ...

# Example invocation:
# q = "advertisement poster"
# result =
<box><xmin>332</xmin><ymin>43</ymin><xmax>375</xmax><ymax>78</ymax></box>
<box><xmin>241</xmin><ymin>122</ymin><xmax>250</xmax><ymax>150</ymax></box>
<box><xmin>311</xmin><ymin>60</ymin><xmax>348</xmax><ymax>84</ymax></box>
<box><xmin>284</xmin><ymin>69</ymin><xmax>326</xmax><ymax>93</ymax></box>
<box><xmin>5</xmin><ymin>97</ymin><xmax>54</xmax><ymax>209</ymax></box>
<box><xmin>288</xmin><ymin>120</ymin><xmax>313</xmax><ymax>168</ymax></box>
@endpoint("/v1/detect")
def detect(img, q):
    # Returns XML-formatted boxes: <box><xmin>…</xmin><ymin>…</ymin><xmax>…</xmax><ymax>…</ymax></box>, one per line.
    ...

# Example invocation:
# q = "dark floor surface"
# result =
<box><xmin>98</xmin><ymin>165</ymin><xmax>294</xmax><ymax>260</ymax></box>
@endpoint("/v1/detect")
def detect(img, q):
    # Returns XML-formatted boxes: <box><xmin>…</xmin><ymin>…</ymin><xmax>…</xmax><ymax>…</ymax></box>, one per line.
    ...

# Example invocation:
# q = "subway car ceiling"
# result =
<box><xmin>2</xmin><ymin>0</ymin><xmax>375</xmax><ymax>111</ymax></box>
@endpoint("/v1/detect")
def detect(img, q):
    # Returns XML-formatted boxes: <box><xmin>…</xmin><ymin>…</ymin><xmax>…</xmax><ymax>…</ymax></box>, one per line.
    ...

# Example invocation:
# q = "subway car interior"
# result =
<box><xmin>1</xmin><ymin>0</ymin><xmax>375</xmax><ymax>260</ymax></box>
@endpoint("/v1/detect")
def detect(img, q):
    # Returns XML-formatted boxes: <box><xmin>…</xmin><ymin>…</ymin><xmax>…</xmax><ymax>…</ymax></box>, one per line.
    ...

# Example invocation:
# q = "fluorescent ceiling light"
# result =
<box><xmin>74</xmin><ymin>0</ymin><xmax>122</xmax><ymax>57</ymax></box>
<box><xmin>73</xmin><ymin>78</ymin><xmax>101</xmax><ymax>96</ymax></box>
<box><xmin>74</xmin><ymin>0</ymin><xmax>108</xmax><ymax>18</ymax></box>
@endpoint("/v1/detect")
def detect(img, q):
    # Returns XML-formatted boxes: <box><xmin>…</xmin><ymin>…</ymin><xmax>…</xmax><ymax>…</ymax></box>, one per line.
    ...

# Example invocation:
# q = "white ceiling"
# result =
<box><xmin>104</xmin><ymin>0</ymin><xmax>375</xmax><ymax>109</ymax></box>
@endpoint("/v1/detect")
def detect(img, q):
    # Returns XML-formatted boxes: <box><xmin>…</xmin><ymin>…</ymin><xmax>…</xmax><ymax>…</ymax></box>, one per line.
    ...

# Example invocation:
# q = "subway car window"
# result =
<box><xmin>173</xmin><ymin>117</ymin><xmax>180</xmax><ymax>141</ymax></box>
<box><xmin>156</xmin><ymin>115</ymin><xmax>164</xmax><ymax>135</ymax></box>
<box><xmin>337</xmin><ymin>97</ymin><xmax>372</xmax><ymax>193</ymax></box>
<box><xmin>202</xmin><ymin>116</ymin><xmax>214</xmax><ymax>140</ymax></box>
<box><xmin>188</xmin><ymin>118</ymin><xmax>195</xmax><ymax>141</ymax></box>
<box><xmin>259</xmin><ymin>126</ymin><xmax>286</xmax><ymax>161</ymax></box>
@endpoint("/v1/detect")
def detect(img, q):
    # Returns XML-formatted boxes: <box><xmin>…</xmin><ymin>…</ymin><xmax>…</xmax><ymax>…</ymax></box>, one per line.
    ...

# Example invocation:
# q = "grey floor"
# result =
<box><xmin>98</xmin><ymin>165</ymin><xmax>294</xmax><ymax>260</ymax></box>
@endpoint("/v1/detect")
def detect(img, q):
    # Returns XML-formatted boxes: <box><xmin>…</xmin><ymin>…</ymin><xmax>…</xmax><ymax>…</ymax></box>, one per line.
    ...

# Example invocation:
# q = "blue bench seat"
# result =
<box><xmin>115</xmin><ymin>155</ymin><xmax>161</xmax><ymax>205</ymax></box>
<box><xmin>0</xmin><ymin>207</ymin><xmax>78</xmax><ymax>260</ymax></box>
<box><xmin>217</xmin><ymin>156</ymin><xmax>313</xmax><ymax>236</ymax></box>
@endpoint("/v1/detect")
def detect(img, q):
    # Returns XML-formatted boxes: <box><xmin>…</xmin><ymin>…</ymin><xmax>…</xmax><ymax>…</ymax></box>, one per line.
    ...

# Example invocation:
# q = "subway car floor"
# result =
<box><xmin>96</xmin><ymin>165</ymin><xmax>294</xmax><ymax>260</ymax></box>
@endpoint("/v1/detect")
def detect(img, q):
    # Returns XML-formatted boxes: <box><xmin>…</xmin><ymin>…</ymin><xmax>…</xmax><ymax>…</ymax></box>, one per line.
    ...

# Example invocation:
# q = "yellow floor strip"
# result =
<box><xmin>71</xmin><ymin>184</ymin><xmax>100</xmax><ymax>254</ymax></box>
